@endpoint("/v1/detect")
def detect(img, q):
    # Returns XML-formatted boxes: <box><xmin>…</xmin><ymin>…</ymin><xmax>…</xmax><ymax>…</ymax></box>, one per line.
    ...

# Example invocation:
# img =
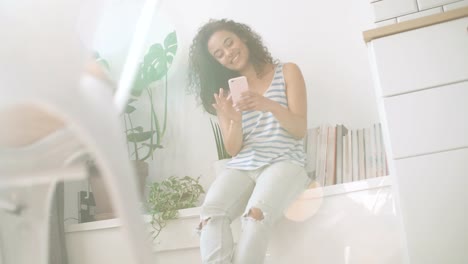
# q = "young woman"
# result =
<box><xmin>189</xmin><ymin>19</ymin><xmax>310</xmax><ymax>264</ymax></box>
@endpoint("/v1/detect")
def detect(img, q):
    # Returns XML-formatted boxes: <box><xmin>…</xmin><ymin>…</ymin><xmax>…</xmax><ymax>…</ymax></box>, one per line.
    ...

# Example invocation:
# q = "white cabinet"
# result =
<box><xmin>394</xmin><ymin>148</ymin><xmax>468</xmax><ymax>264</ymax></box>
<box><xmin>372</xmin><ymin>17</ymin><xmax>468</xmax><ymax>96</ymax></box>
<box><xmin>384</xmin><ymin>81</ymin><xmax>468</xmax><ymax>159</ymax></box>
<box><xmin>367</xmin><ymin>10</ymin><xmax>468</xmax><ymax>264</ymax></box>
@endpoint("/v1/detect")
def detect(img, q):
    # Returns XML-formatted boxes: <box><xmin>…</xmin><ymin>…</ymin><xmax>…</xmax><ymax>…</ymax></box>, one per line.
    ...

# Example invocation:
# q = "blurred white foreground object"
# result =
<box><xmin>0</xmin><ymin>0</ymin><xmax>160</xmax><ymax>263</ymax></box>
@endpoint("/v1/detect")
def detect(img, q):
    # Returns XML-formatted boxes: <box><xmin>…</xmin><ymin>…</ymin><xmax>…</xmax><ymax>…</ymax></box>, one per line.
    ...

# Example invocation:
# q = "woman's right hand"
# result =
<box><xmin>213</xmin><ymin>88</ymin><xmax>244</xmax><ymax>156</ymax></box>
<box><xmin>212</xmin><ymin>88</ymin><xmax>241</xmax><ymax>123</ymax></box>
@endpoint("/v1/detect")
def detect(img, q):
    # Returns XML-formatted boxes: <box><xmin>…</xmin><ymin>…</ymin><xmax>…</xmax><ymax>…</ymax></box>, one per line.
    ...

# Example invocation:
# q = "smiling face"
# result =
<box><xmin>207</xmin><ymin>30</ymin><xmax>250</xmax><ymax>72</ymax></box>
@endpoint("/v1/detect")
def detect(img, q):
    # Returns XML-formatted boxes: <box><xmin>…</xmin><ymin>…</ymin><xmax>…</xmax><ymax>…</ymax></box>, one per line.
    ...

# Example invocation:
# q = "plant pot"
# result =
<box><xmin>88</xmin><ymin>160</ymin><xmax>149</xmax><ymax>221</ymax></box>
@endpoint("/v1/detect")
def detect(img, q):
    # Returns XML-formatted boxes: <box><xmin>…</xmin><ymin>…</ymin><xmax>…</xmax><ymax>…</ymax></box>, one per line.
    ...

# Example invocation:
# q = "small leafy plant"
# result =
<box><xmin>147</xmin><ymin>176</ymin><xmax>204</xmax><ymax>239</ymax></box>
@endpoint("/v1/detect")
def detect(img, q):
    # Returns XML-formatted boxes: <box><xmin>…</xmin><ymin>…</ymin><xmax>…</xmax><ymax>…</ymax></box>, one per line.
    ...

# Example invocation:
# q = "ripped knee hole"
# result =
<box><xmin>198</xmin><ymin>217</ymin><xmax>211</xmax><ymax>230</ymax></box>
<box><xmin>245</xmin><ymin>207</ymin><xmax>264</xmax><ymax>221</ymax></box>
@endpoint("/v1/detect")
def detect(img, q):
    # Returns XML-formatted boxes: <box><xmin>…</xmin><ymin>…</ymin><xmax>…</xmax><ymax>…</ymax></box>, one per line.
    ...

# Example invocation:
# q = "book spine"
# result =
<box><xmin>358</xmin><ymin>129</ymin><xmax>366</xmax><ymax>180</ymax></box>
<box><xmin>325</xmin><ymin>126</ymin><xmax>337</xmax><ymax>186</ymax></box>
<box><xmin>335</xmin><ymin>125</ymin><xmax>343</xmax><ymax>184</ymax></box>
<box><xmin>352</xmin><ymin>129</ymin><xmax>359</xmax><ymax>181</ymax></box>
<box><xmin>306</xmin><ymin>127</ymin><xmax>319</xmax><ymax>177</ymax></box>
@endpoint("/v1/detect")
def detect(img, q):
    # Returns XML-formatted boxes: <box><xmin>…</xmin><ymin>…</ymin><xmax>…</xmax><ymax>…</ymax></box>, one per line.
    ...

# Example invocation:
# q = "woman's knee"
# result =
<box><xmin>245</xmin><ymin>207</ymin><xmax>264</xmax><ymax>221</ymax></box>
<box><xmin>197</xmin><ymin>216</ymin><xmax>212</xmax><ymax>231</ymax></box>
<box><xmin>241</xmin><ymin>203</ymin><xmax>277</xmax><ymax>227</ymax></box>
<box><xmin>198</xmin><ymin>205</ymin><xmax>230</xmax><ymax>231</ymax></box>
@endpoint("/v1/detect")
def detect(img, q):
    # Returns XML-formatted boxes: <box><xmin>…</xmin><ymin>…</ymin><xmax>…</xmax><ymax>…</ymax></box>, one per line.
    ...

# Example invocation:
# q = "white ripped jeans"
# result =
<box><xmin>198</xmin><ymin>160</ymin><xmax>310</xmax><ymax>264</ymax></box>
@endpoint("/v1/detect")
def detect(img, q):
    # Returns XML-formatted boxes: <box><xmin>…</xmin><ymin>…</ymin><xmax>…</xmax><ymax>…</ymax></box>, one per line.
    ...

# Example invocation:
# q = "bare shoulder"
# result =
<box><xmin>282</xmin><ymin>62</ymin><xmax>305</xmax><ymax>88</ymax></box>
<box><xmin>282</xmin><ymin>62</ymin><xmax>301</xmax><ymax>73</ymax></box>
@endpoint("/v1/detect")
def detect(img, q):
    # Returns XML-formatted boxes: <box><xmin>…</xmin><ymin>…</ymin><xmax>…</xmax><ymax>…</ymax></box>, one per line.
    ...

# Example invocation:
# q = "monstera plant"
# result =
<box><xmin>124</xmin><ymin>31</ymin><xmax>178</xmax><ymax>162</ymax></box>
<box><xmin>88</xmin><ymin>31</ymin><xmax>178</xmax><ymax>221</ymax></box>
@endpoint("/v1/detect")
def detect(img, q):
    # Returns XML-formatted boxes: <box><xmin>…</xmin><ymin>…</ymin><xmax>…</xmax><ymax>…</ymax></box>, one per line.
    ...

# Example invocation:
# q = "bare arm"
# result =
<box><xmin>269</xmin><ymin>63</ymin><xmax>307</xmax><ymax>139</ymax></box>
<box><xmin>235</xmin><ymin>63</ymin><xmax>308</xmax><ymax>139</ymax></box>
<box><xmin>213</xmin><ymin>88</ymin><xmax>243</xmax><ymax>156</ymax></box>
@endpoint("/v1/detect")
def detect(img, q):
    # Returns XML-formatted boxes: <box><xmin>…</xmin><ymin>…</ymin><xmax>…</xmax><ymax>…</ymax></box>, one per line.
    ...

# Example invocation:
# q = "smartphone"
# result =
<box><xmin>228</xmin><ymin>76</ymin><xmax>249</xmax><ymax>104</ymax></box>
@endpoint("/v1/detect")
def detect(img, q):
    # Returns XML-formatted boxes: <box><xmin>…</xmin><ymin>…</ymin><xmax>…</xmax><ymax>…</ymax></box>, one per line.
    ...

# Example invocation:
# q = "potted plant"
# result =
<box><xmin>89</xmin><ymin>31</ymin><xmax>178</xmax><ymax>221</ymax></box>
<box><xmin>147</xmin><ymin>175</ymin><xmax>204</xmax><ymax>239</ymax></box>
<box><xmin>124</xmin><ymin>30</ymin><xmax>178</xmax><ymax>163</ymax></box>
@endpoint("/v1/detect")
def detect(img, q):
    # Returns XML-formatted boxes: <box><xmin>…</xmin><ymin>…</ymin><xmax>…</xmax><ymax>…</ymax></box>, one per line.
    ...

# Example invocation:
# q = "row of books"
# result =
<box><xmin>305</xmin><ymin>123</ymin><xmax>388</xmax><ymax>186</ymax></box>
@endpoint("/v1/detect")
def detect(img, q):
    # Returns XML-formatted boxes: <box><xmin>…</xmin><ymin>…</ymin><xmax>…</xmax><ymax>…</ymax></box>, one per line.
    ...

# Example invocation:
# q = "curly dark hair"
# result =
<box><xmin>188</xmin><ymin>19</ymin><xmax>274</xmax><ymax>115</ymax></box>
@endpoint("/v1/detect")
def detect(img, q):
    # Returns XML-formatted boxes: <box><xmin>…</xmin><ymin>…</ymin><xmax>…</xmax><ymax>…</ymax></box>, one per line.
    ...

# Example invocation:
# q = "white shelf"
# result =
<box><xmin>310</xmin><ymin>175</ymin><xmax>392</xmax><ymax>198</ymax></box>
<box><xmin>65</xmin><ymin>175</ymin><xmax>392</xmax><ymax>233</ymax></box>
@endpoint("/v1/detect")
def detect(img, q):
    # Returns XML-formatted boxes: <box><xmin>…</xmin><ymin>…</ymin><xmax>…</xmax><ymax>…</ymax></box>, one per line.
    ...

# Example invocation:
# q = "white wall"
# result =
<box><xmin>149</xmin><ymin>0</ymin><xmax>380</xmax><ymax>186</ymax></box>
<box><xmin>64</xmin><ymin>0</ymin><xmax>381</xmax><ymax>219</ymax></box>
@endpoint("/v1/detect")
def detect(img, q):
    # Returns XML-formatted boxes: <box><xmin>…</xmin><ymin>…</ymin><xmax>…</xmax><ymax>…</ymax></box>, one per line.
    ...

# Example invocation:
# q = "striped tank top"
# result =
<box><xmin>226</xmin><ymin>63</ymin><xmax>306</xmax><ymax>170</ymax></box>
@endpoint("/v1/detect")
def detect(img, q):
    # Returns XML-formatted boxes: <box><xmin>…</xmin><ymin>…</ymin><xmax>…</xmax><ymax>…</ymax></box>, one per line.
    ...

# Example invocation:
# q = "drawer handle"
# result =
<box><xmin>0</xmin><ymin>199</ymin><xmax>23</xmax><ymax>215</ymax></box>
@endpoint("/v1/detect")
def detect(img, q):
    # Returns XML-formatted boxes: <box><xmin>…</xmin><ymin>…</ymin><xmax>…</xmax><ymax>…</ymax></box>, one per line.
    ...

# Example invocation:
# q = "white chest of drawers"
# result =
<box><xmin>366</xmin><ymin>8</ymin><xmax>468</xmax><ymax>264</ymax></box>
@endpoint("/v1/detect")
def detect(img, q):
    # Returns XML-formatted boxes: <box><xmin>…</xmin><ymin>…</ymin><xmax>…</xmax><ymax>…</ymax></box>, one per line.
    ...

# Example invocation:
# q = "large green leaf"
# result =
<box><xmin>125</xmin><ymin>105</ymin><xmax>136</xmax><ymax>114</ymax></box>
<box><xmin>131</xmin><ymin>64</ymin><xmax>147</xmax><ymax>97</ymax></box>
<box><xmin>146</xmin><ymin>43</ymin><xmax>167</xmax><ymax>82</ymax></box>
<box><xmin>94</xmin><ymin>52</ymin><xmax>110</xmax><ymax>70</ymax></box>
<box><xmin>127</xmin><ymin>131</ymin><xmax>155</xmax><ymax>143</ymax></box>
<box><xmin>131</xmin><ymin>31</ymin><xmax>178</xmax><ymax>97</ymax></box>
<box><xmin>164</xmin><ymin>31</ymin><xmax>178</xmax><ymax>57</ymax></box>
<box><xmin>142</xmin><ymin>143</ymin><xmax>163</xmax><ymax>150</ymax></box>
<box><xmin>126</xmin><ymin>126</ymin><xmax>143</xmax><ymax>133</ymax></box>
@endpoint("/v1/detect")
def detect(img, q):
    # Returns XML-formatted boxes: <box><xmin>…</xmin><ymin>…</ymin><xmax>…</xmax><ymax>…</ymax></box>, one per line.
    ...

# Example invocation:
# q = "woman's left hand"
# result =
<box><xmin>234</xmin><ymin>91</ymin><xmax>275</xmax><ymax>112</ymax></box>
